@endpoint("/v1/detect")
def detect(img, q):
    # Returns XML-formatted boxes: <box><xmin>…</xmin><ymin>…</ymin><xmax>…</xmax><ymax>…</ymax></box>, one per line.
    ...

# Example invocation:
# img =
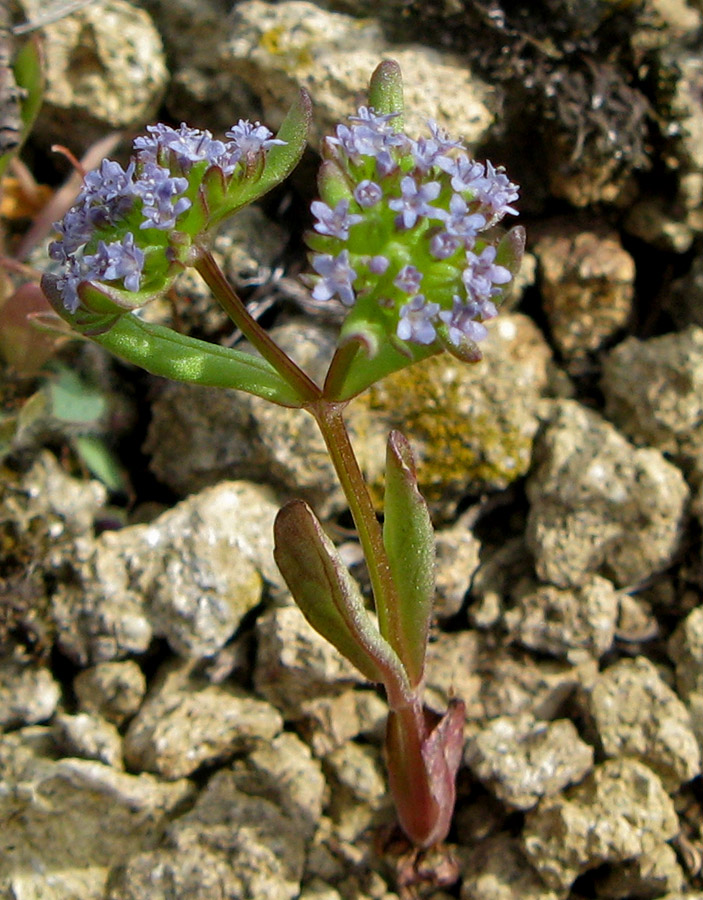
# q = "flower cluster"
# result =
<box><xmin>49</xmin><ymin>122</ymin><xmax>285</xmax><ymax>313</ymax></box>
<box><xmin>306</xmin><ymin>108</ymin><xmax>519</xmax><ymax>353</ymax></box>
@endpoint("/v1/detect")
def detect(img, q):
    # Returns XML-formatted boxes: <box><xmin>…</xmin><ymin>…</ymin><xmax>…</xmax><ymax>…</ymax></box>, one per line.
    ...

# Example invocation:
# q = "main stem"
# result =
<box><xmin>309</xmin><ymin>400</ymin><xmax>406</xmax><ymax>671</ymax></box>
<box><xmin>194</xmin><ymin>249</ymin><xmax>321</xmax><ymax>404</ymax></box>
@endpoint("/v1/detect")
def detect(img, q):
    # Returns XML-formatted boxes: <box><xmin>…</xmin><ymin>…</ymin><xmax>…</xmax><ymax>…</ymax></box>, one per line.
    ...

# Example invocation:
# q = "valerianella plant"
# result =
<box><xmin>41</xmin><ymin>61</ymin><xmax>523</xmax><ymax>885</ymax></box>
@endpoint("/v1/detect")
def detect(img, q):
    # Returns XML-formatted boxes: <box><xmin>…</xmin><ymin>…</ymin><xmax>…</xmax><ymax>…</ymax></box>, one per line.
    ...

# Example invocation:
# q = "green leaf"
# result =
<box><xmin>317</xmin><ymin>159</ymin><xmax>353</xmax><ymax>208</ymax></box>
<box><xmin>15</xmin><ymin>38</ymin><xmax>43</xmax><ymax>131</ymax></box>
<box><xmin>368</xmin><ymin>59</ymin><xmax>404</xmax><ymax>130</ymax></box>
<box><xmin>47</xmin><ymin>365</ymin><xmax>106</xmax><ymax>426</ymax></box>
<box><xmin>323</xmin><ymin>329</ymin><xmax>440</xmax><ymax>402</ymax></box>
<box><xmin>101</xmin><ymin>315</ymin><xmax>309</xmax><ymax>407</ymax></box>
<box><xmin>494</xmin><ymin>225</ymin><xmax>526</xmax><ymax>307</ymax></box>
<box><xmin>41</xmin><ymin>274</ymin><xmax>309</xmax><ymax>408</ymax></box>
<box><xmin>274</xmin><ymin>499</ymin><xmax>412</xmax><ymax>705</ymax></box>
<box><xmin>383</xmin><ymin>431</ymin><xmax>435</xmax><ymax>686</ymax></box>
<box><xmin>73</xmin><ymin>434</ymin><xmax>126</xmax><ymax>493</ymax></box>
<box><xmin>0</xmin><ymin>37</ymin><xmax>43</xmax><ymax>178</ymax></box>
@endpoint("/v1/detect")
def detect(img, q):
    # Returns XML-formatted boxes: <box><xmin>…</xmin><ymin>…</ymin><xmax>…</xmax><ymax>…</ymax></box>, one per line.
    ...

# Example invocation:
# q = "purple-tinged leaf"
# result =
<box><xmin>274</xmin><ymin>499</ymin><xmax>412</xmax><ymax>707</ymax></box>
<box><xmin>386</xmin><ymin>698</ymin><xmax>465</xmax><ymax>848</ymax></box>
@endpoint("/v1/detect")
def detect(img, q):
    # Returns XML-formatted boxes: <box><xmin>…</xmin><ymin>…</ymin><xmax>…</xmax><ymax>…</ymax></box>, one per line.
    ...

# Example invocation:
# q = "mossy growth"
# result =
<box><xmin>362</xmin><ymin>353</ymin><xmax>535</xmax><ymax>506</ymax></box>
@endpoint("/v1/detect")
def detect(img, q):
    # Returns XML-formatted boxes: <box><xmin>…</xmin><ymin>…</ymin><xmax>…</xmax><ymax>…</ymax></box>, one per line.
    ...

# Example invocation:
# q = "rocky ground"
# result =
<box><xmin>2</xmin><ymin>1</ymin><xmax>703</xmax><ymax>898</ymax></box>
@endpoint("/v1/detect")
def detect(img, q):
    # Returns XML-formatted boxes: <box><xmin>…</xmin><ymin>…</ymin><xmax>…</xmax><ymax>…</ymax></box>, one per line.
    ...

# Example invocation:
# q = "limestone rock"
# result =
<box><xmin>602</xmin><ymin>325</ymin><xmax>703</xmax><ymax>486</ymax></box>
<box><xmin>526</xmin><ymin>400</ymin><xmax>689</xmax><ymax>588</ymax></box>
<box><xmin>1</xmin><ymin>450</ymin><xmax>106</xmax><ymax>540</ymax></box>
<box><xmin>669</xmin><ymin>608</ymin><xmax>703</xmax><ymax>755</ymax></box>
<box><xmin>297</xmin><ymin>689</ymin><xmax>388</xmax><ymax>757</ymax></box>
<box><xmin>230</xmin><ymin>732</ymin><xmax>326</xmax><ymax>840</ymax></box>
<box><xmin>221</xmin><ymin>0</ymin><xmax>496</xmax><ymax>148</ymax></box>
<box><xmin>476</xmin><ymin>650</ymin><xmax>597</xmax><ymax>723</ymax></box>
<box><xmin>132</xmin><ymin>484</ymin><xmax>265</xmax><ymax>656</ymax></box>
<box><xmin>106</xmin><ymin>768</ymin><xmax>305</xmax><ymax>900</ymax></box>
<box><xmin>522</xmin><ymin>759</ymin><xmax>679</xmax><ymax>891</ymax></box>
<box><xmin>503</xmin><ymin>575</ymin><xmax>619</xmax><ymax>661</ymax></box>
<box><xmin>52</xmin><ymin>713</ymin><xmax>124</xmax><ymax>769</ymax></box>
<box><xmin>52</xmin><ymin>481</ymin><xmax>273</xmax><ymax>663</ymax></box>
<box><xmin>533</xmin><ymin>220</ymin><xmax>635</xmax><ymax>362</ymax></box>
<box><xmin>460</xmin><ymin>833</ymin><xmax>564</xmax><ymax>900</ymax></box>
<box><xmin>669</xmin><ymin>606</ymin><xmax>703</xmax><ymax>699</ymax></box>
<box><xmin>0</xmin><ymin>662</ymin><xmax>60</xmax><ymax>728</ymax></box>
<box><xmin>465</xmin><ymin>714</ymin><xmax>594</xmax><ymax>810</ymax></box>
<box><xmin>0</xmin><ymin>756</ymin><xmax>193</xmax><ymax>900</ymax></box>
<box><xmin>424</xmin><ymin>630</ymin><xmax>483</xmax><ymax>718</ymax></box>
<box><xmin>595</xmin><ymin>838</ymin><xmax>685</xmax><ymax>899</ymax></box>
<box><xmin>33</xmin><ymin>0</ymin><xmax>168</xmax><ymax>152</ymax></box>
<box><xmin>51</xmin><ymin>532</ymin><xmax>153</xmax><ymax>665</ymax></box>
<box><xmin>73</xmin><ymin>660</ymin><xmax>147</xmax><ymax>726</ymax></box>
<box><xmin>432</xmin><ymin>525</ymin><xmax>481</xmax><ymax>620</ymax></box>
<box><xmin>583</xmin><ymin>656</ymin><xmax>700</xmax><ymax>790</ymax></box>
<box><xmin>254</xmin><ymin>604</ymin><xmax>369</xmax><ymax>718</ymax></box>
<box><xmin>124</xmin><ymin>660</ymin><xmax>282</xmax><ymax>778</ymax></box>
<box><xmin>324</xmin><ymin>742</ymin><xmax>391</xmax><ymax>841</ymax></box>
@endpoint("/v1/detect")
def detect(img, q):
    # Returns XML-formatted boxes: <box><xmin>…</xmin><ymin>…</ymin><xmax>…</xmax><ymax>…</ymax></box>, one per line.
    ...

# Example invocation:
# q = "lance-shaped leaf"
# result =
<box><xmin>383</xmin><ymin>431</ymin><xmax>435</xmax><ymax>687</ymax></box>
<box><xmin>274</xmin><ymin>499</ymin><xmax>412</xmax><ymax>707</ymax></box>
<box><xmin>41</xmin><ymin>274</ymin><xmax>308</xmax><ymax>408</ymax></box>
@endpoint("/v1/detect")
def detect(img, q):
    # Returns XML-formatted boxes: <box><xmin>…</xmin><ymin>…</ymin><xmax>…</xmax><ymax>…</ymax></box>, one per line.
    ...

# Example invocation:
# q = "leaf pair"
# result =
<box><xmin>275</xmin><ymin>428</ymin><xmax>466</xmax><ymax>847</ymax></box>
<box><xmin>273</xmin><ymin>430</ymin><xmax>435</xmax><ymax>700</ymax></box>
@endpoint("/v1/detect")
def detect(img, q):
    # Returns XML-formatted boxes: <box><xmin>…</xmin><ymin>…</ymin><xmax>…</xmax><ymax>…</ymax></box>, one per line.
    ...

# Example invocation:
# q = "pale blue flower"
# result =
<box><xmin>394</xmin><ymin>265</ymin><xmax>423</xmax><ymax>295</ymax></box>
<box><xmin>462</xmin><ymin>245</ymin><xmax>512</xmax><ymax>302</ymax></box>
<box><xmin>478</xmin><ymin>160</ymin><xmax>520</xmax><ymax>218</ymax></box>
<box><xmin>354</xmin><ymin>180</ymin><xmax>383</xmax><ymax>208</ymax></box>
<box><xmin>311</xmin><ymin>199</ymin><xmax>363</xmax><ymax>240</ymax></box>
<box><xmin>93</xmin><ymin>232</ymin><xmax>145</xmax><ymax>292</ymax></box>
<box><xmin>388</xmin><ymin>177</ymin><xmax>443</xmax><ymax>229</ymax></box>
<box><xmin>429</xmin><ymin>231</ymin><xmax>460</xmax><ymax>260</ymax></box>
<box><xmin>439</xmin><ymin>296</ymin><xmax>496</xmax><ymax>346</ymax></box>
<box><xmin>225</xmin><ymin>120</ymin><xmax>286</xmax><ymax>155</ymax></box>
<box><xmin>397</xmin><ymin>295</ymin><xmax>441</xmax><ymax>344</ymax></box>
<box><xmin>368</xmin><ymin>255</ymin><xmax>390</xmax><ymax>274</ymax></box>
<box><xmin>436</xmin><ymin>154</ymin><xmax>486</xmax><ymax>194</ymax></box>
<box><xmin>134</xmin><ymin>123</ymin><xmax>227</xmax><ymax>170</ymax></box>
<box><xmin>134</xmin><ymin>163</ymin><xmax>191</xmax><ymax>230</ymax></box>
<box><xmin>311</xmin><ymin>251</ymin><xmax>358</xmax><ymax>307</ymax></box>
